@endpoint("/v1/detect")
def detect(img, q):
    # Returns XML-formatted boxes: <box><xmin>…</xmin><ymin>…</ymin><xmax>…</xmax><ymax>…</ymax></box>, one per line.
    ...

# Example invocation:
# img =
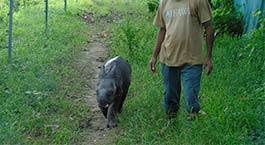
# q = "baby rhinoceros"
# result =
<box><xmin>96</xmin><ymin>56</ymin><xmax>131</xmax><ymax>128</ymax></box>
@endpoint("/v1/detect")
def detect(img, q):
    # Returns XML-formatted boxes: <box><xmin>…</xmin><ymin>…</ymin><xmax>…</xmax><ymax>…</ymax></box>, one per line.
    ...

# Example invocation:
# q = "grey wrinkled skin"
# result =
<box><xmin>96</xmin><ymin>56</ymin><xmax>131</xmax><ymax>128</ymax></box>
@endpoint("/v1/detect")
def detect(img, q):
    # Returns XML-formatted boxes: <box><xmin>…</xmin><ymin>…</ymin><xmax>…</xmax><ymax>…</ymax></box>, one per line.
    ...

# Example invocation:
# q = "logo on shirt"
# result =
<box><xmin>165</xmin><ymin>8</ymin><xmax>191</xmax><ymax>18</ymax></box>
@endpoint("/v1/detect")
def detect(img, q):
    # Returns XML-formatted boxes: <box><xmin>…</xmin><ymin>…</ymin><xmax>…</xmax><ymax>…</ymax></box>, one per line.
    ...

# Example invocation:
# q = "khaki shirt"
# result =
<box><xmin>153</xmin><ymin>0</ymin><xmax>213</xmax><ymax>66</ymax></box>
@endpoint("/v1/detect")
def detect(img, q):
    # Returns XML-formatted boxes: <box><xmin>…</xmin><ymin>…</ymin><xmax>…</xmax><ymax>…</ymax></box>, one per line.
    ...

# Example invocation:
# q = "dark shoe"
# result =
<box><xmin>167</xmin><ymin>111</ymin><xmax>177</xmax><ymax>119</ymax></box>
<box><xmin>187</xmin><ymin>110</ymin><xmax>207</xmax><ymax>121</ymax></box>
<box><xmin>187</xmin><ymin>113</ymin><xmax>196</xmax><ymax>121</ymax></box>
<box><xmin>198</xmin><ymin>110</ymin><xmax>207</xmax><ymax>115</ymax></box>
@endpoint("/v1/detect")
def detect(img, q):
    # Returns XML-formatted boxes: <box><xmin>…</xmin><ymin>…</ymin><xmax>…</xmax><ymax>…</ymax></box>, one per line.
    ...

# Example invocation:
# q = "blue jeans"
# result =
<box><xmin>161</xmin><ymin>64</ymin><xmax>202</xmax><ymax>113</ymax></box>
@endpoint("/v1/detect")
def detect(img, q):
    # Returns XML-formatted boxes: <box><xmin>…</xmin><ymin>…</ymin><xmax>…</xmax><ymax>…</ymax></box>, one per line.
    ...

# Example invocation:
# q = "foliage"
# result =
<box><xmin>108</xmin><ymin>1</ymin><xmax>264</xmax><ymax>144</ymax></box>
<box><xmin>210</xmin><ymin>0</ymin><xmax>244</xmax><ymax>36</ymax></box>
<box><xmin>147</xmin><ymin>0</ymin><xmax>159</xmax><ymax>12</ymax></box>
<box><xmin>110</xmin><ymin>17</ymin><xmax>156</xmax><ymax>62</ymax></box>
<box><xmin>145</xmin><ymin>0</ymin><xmax>244</xmax><ymax>36</ymax></box>
<box><xmin>0</xmin><ymin>0</ymin><xmax>91</xmax><ymax>144</ymax></box>
<box><xmin>3</xmin><ymin>0</ymin><xmax>40</xmax><ymax>11</ymax></box>
<box><xmin>0</xmin><ymin>0</ymin><xmax>264</xmax><ymax>144</ymax></box>
<box><xmin>0</xmin><ymin>0</ymin><xmax>43</xmax><ymax>49</ymax></box>
<box><xmin>247</xmin><ymin>14</ymin><xmax>265</xmax><ymax>72</ymax></box>
<box><xmin>0</xmin><ymin>1</ymin><xmax>8</xmax><ymax>49</ymax></box>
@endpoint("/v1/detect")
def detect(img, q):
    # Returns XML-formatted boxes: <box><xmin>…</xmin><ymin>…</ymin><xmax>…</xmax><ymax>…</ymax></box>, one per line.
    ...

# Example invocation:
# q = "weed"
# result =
<box><xmin>108</xmin><ymin>1</ymin><xmax>265</xmax><ymax>144</ymax></box>
<box><xmin>0</xmin><ymin>0</ymin><xmax>91</xmax><ymax>144</ymax></box>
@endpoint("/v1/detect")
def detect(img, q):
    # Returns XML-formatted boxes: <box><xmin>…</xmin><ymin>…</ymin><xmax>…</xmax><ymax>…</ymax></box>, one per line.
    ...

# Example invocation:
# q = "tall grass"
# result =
<box><xmin>0</xmin><ymin>0</ymin><xmax>92</xmax><ymax>144</ymax></box>
<box><xmin>1</xmin><ymin>0</ymin><xmax>264</xmax><ymax>144</ymax></box>
<box><xmin>108</xmin><ymin>1</ymin><xmax>265</xmax><ymax>144</ymax></box>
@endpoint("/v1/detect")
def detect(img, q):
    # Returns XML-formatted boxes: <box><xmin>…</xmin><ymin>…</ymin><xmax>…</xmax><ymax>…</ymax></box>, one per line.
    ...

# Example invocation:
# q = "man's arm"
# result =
<box><xmin>149</xmin><ymin>27</ymin><xmax>166</xmax><ymax>73</ymax></box>
<box><xmin>203</xmin><ymin>21</ymin><xmax>215</xmax><ymax>76</ymax></box>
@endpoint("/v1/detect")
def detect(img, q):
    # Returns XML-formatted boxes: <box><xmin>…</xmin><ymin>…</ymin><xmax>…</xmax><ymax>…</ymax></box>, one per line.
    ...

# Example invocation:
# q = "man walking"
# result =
<box><xmin>149</xmin><ymin>0</ymin><xmax>215</xmax><ymax>119</ymax></box>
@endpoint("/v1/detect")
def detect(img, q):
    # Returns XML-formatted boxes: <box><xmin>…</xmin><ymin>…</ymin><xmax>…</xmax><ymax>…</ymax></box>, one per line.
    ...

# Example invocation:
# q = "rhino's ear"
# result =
<box><xmin>102</xmin><ymin>65</ymin><xmax>106</xmax><ymax>75</ymax></box>
<box><xmin>96</xmin><ymin>89</ymin><xmax>99</xmax><ymax>95</ymax></box>
<box><xmin>109</xmin><ymin>65</ymin><xmax>116</xmax><ymax>73</ymax></box>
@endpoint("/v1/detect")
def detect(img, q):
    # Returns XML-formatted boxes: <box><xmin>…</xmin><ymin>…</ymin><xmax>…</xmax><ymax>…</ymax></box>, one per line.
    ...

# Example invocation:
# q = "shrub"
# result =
<box><xmin>0</xmin><ymin>1</ymin><xmax>8</xmax><ymax>49</ymax></box>
<box><xmin>108</xmin><ymin>2</ymin><xmax>264</xmax><ymax>144</ymax></box>
<box><xmin>210</xmin><ymin>0</ymin><xmax>244</xmax><ymax>36</ymax></box>
<box><xmin>2</xmin><ymin>0</ymin><xmax>41</xmax><ymax>12</ymax></box>
<box><xmin>146</xmin><ymin>0</ymin><xmax>244</xmax><ymax>36</ymax></box>
<box><xmin>146</xmin><ymin>0</ymin><xmax>159</xmax><ymax>12</ymax></box>
<box><xmin>0</xmin><ymin>1</ymin><xmax>90</xmax><ymax>143</ymax></box>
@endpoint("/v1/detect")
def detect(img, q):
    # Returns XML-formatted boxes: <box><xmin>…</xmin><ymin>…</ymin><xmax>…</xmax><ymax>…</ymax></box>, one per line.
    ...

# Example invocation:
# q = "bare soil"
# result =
<box><xmin>75</xmin><ymin>15</ymin><xmax>121</xmax><ymax>145</ymax></box>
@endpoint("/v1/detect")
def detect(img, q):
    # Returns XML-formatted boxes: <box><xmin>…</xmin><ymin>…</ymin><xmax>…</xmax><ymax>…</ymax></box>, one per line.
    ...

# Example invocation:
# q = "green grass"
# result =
<box><xmin>1</xmin><ymin>0</ymin><xmax>264</xmax><ymax>144</ymax></box>
<box><xmin>0</xmin><ymin>0</ymin><xmax>92</xmax><ymax>144</ymax></box>
<box><xmin>107</xmin><ymin>1</ymin><xmax>265</xmax><ymax>145</ymax></box>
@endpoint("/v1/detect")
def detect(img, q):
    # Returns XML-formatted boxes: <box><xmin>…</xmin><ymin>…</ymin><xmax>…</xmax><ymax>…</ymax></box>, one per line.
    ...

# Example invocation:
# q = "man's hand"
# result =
<box><xmin>149</xmin><ymin>27</ymin><xmax>166</xmax><ymax>73</ymax></box>
<box><xmin>204</xmin><ymin>57</ymin><xmax>213</xmax><ymax>76</ymax></box>
<box><xmin>149</xmin><ymin>57</ymin><xmax>157</xmax><ymax>73</ymax></box>
<box><xmin>203</xmin><ymin>20</ymin><xmax>214</xmax><ymax>76</ymax></box>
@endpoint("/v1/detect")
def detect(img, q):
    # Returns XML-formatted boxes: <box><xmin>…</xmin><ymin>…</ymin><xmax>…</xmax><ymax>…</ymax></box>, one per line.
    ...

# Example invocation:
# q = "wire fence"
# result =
<box><xmin>4</xmin><ymin>0</ymin><xmax>68</xmax><ymax>61</ymax></box>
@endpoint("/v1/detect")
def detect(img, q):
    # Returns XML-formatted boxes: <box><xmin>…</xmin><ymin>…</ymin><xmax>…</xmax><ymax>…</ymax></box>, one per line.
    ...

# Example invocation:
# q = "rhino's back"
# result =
<box><xmin>104</xmin><ymin>56</ymin><xmax>131</xmax><ymax>83</ymax></box>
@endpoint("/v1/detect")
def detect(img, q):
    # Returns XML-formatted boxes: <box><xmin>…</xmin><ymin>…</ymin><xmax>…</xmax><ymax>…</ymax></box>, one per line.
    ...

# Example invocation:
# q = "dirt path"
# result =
<box><xmin>75</xmin><ymin>17</ymin><xmax>121</xmax><ymax>144</ymax></box>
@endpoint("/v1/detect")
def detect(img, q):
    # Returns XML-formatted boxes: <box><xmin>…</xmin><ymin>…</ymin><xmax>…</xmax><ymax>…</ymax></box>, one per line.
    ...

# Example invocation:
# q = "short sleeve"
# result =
<box><xmin>153</xmin><ymin>1</ymin><xmax>165</xmax><ymax>27</ymax></box>
<box><xmin>197</xmin><ymin>0</ymin><xmax>213</xmax><ymax>24</ymax></box>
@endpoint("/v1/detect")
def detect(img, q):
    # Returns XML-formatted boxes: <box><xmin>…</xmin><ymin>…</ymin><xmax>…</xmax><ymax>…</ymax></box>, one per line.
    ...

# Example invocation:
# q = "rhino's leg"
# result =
<box><xmin>107</xmin><ymin>103</ymin><xmax>118</xmax><ymax>128</ymax></box>
<box><xmin>117</xmin><ymin>94</ymin><xmax>126</xmax><ymax>113</ymax></box>
<box><xmin>117</xmin><ymin>85</ymin><xmax>129</xmax><ymax>113</ymax></box>
<box><xmin>99</xmin><ymin>106</ymin><xmax>108</xmax><ymax>118</ymax></box>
